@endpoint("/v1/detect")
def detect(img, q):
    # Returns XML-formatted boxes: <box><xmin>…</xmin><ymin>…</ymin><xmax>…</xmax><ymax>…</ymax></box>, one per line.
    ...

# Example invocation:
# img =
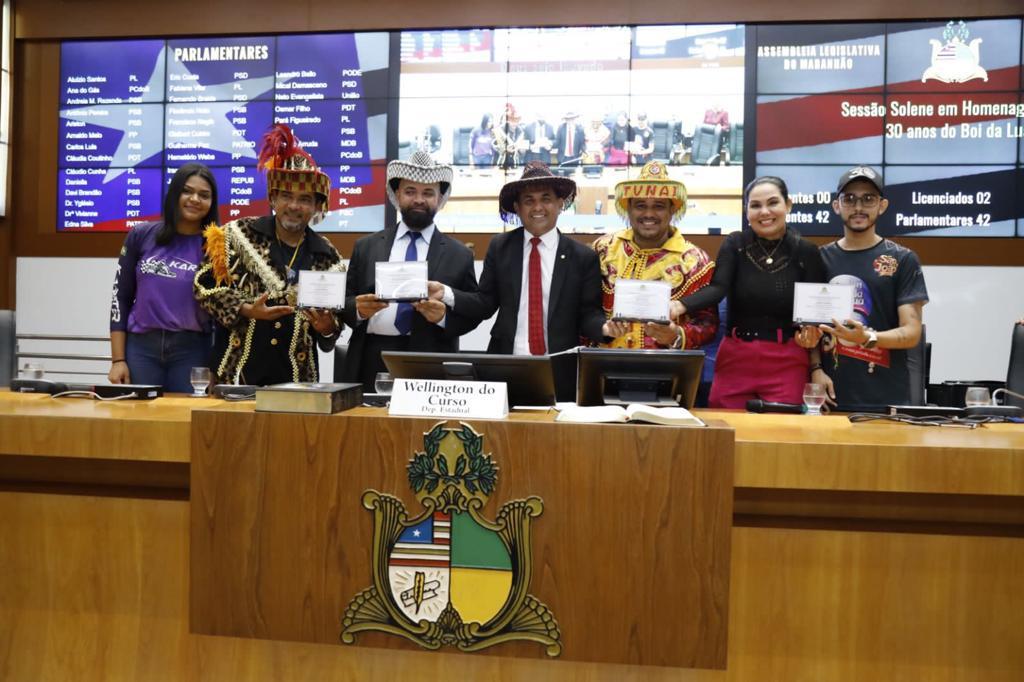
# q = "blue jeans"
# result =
<box><xmin>125</xmin><ymin>330</ymin><xmax>212</xmax><ymax>394</ymax></box>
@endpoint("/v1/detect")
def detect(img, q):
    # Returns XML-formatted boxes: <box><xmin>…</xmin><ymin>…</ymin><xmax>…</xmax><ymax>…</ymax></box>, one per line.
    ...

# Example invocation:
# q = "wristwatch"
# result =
<box><xmin>861</xmin><ymin>328</ymin><xmax>878</xmax><ymax>349</ymax></box>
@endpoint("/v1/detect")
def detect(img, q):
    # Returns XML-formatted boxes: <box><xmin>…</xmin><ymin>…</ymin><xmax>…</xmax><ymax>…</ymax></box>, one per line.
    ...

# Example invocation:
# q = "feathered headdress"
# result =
<box><xmin>258</xmin><ymin>123</ymin><xmax>331</xmax><ymax>208</ymax></box>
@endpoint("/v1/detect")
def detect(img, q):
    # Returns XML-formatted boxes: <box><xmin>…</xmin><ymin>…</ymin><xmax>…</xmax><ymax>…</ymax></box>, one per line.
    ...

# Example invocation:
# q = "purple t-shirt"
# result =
<box><xmin>110</xmin><ymin>221</ymin><xmax>210</xmax><ymax>334</ymax></box>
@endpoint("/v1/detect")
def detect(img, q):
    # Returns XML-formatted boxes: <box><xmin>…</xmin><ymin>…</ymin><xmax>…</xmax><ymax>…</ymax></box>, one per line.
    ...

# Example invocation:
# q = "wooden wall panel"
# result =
<box><xmin>190</xmin><ymin>412</ymin><xmax>735</xmax><ymax>668</ymax></box>
<box><xmin>2</xmin><ymin>491</ymin><xmax>1022</xmax><ymax>680</ymax></box>
<box><xmin>14</xmin><ymin>1</ymin><xmax>1024</xmax><ymax>39</ymax></box>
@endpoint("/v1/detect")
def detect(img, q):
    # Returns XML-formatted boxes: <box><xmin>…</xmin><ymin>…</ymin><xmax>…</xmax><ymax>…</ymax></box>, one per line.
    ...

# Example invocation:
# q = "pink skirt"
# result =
<box><xmin>708</xmin><ymin>335</ymin><xmax>810</xmax><ymax>409</ymax></box>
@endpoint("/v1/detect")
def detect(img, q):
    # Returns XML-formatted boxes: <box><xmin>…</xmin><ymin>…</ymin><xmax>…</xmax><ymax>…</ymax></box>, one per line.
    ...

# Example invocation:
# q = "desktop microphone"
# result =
<box><xmin>746</xmin><ymin>399</ymin><xmax>806</xmax><ymax>414</ymax></box>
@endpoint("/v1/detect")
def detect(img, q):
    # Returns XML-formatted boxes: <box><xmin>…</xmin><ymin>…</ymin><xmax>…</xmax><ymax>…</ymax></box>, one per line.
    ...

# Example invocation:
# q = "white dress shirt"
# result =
<box><xmin>367</xmin><ymin>222</ymin><xmax>451</xmax><ymax>335</ymax></box>
<box><xmin>513</xmin><ymin>228</ymin><xmax>559</xmax><ymax>355</ymax></box>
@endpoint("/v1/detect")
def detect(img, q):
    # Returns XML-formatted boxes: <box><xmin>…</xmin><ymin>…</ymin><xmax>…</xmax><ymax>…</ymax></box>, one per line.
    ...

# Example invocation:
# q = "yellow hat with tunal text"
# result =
<box><xmin>613</xmin><ymin>160</ymin><xmax>687</xmax><ymax>222</ymax></box>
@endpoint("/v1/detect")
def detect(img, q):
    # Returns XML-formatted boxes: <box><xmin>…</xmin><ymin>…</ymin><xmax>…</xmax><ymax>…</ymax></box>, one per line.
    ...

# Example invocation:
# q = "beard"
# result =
<box><xmin>401</xmin><ymin>206</ymin><xmax>436</xmax><ymax>230</ymax></box>
<box><xmin>277</xmin><ymin>214</ymin><xmax>307</xmax><ymax>234</ymax></box>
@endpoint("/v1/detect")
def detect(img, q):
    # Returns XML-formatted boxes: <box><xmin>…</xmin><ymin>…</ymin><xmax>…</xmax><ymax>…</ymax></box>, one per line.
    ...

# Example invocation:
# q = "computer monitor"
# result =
<box><xmin>576</xmin><ymin>348</ymin><xmax>705</xmax><ymax>408</ymax></box>
<box><xmin>382</xmin><ymin>351</ymin><xmax>556</xmax><ymax>407</ymax></box>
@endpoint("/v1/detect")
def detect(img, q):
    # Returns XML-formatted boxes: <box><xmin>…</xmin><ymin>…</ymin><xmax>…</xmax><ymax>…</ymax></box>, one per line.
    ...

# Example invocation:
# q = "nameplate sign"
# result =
<box><xmin>388</xmin><ymin>379</ymin><xmax>509</xmax><ymax>419</ymax></box>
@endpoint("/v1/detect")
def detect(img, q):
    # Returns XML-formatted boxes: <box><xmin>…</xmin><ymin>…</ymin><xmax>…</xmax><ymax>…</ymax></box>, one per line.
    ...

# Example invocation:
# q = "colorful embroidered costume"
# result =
<box><xmin>193</xmin><ymin>124</ymin><xmax>344</xmax><ymax>385</ymax></box>
<box><xmin>593</xmin><ymin>160</ymin><xmax>718</xmax><ymax>350</ymax></box>
<box><xmin>194</xmin><ymin>217</ymin><xmax>343</xmax><ymax>384</ymax></box>
<box><xmin>594</xmin><ymin>227</ymin><xmax>717</xmax><ymax>349</ymax></box>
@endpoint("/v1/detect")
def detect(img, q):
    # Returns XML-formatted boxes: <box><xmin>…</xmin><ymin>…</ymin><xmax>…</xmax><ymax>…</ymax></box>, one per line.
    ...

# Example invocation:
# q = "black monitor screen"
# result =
<box><xmin>382</xmin><ymin>351</ymin><xmax>556</xmax><ymax>407</ymax></box>
<box><xmin>577</xmin><ymin>348</ymin><xmax>705</xmax><ymax>408</ymax></box>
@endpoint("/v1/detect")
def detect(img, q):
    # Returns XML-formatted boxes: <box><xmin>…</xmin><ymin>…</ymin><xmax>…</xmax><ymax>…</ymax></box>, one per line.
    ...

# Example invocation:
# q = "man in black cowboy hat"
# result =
<box><xmin>446</xmin><ymin>161</ymin><xmax>610</xmax><ymax>401</ymax></box>
<box><xmin>341</xmin><ymin>151</ymin><xmax>479</xmax><ymax>392</ymax></box>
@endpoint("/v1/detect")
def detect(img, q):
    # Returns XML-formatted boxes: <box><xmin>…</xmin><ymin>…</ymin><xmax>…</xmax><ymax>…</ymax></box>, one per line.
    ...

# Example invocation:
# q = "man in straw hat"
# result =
<box><xmin>448</xmin><ymin>161</ymin><xmax>612</xmax><ymax>401</ymax></box>
<box><xmin>595</xmin><ymin>160</ymin><xmax>718</xmax><ymax>350</ymax></box>
<box><xmin>195</xmin><ymin>123</ymin><xmax>344</xmax><ymax>386</ymax></box>
<box><xmin>340</xmin><ymin>150</ymin><xmax>478</xmax><ymax>392</ymax></box>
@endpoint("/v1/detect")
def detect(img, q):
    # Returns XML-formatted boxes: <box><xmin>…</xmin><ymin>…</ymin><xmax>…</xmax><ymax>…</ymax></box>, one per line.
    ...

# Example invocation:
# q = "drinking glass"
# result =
<box><xmin>21</xmin><ymin>362</ymin><xmax>45</xmax><ymax>379</ymax></box>
<box><xmin>802</xmin><ymin>383</ymin><xmax>827</xmax><ymax>416</ymax></box>
<box><xmin>964</xmin><ymin>386</ymin><xmax>991</xmax><ymax>407</ymax></box>
<box><xmin>374</xmin><ymin>372</ymin><xmax>394</xmax><ymax>395</ymax></box>
<box><xmin>190</xmin><ymin>367</ymin><xmax>211</xmax><ymax>397</ymax></box>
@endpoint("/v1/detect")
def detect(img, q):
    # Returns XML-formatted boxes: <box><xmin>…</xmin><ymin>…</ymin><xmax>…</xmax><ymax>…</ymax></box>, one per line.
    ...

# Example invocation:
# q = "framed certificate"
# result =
<box><xmin>296</xmin><ymin>270</ymin><xmax>346</xmax><ymax>310</ymax></box>
<box><xmin>792</xmin><ymin>282</ymin><xmax>855</xmax><ymax>326</ymax></box>
<box><xmin>374</xmin><ymin>261</ymin><xmax>428</xmax><ymax>302</ymax></box>
<box><xmin>611</xmin><ymin>279</ymin><xmax>671</xmax><ymax>323</ymax></box>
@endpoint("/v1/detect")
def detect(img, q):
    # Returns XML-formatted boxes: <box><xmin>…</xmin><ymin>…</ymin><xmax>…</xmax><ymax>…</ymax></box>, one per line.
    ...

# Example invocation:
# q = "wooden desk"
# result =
<box><xmin>1</xmin><ymin>394</ymin><xmax>1022</xmax><ymax>680</ymax></box>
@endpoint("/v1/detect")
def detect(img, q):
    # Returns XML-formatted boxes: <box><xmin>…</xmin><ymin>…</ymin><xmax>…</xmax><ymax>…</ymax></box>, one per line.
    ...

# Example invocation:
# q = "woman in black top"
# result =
<box><xmin>679</xmin><ymin>176</ymin><xmax>831</xmax><ymax>408</ymax></box>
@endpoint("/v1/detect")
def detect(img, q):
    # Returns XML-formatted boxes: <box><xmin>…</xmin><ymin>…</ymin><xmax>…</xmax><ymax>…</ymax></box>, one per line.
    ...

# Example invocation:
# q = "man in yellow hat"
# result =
<box><xmin>594</xmin><ymin>160</ymin><xmax>718</xmax><ymax>350</ymax></box>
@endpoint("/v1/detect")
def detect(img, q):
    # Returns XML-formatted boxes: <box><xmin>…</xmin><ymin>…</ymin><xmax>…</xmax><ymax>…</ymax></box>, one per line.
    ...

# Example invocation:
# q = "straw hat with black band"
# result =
<box><xmin>612</xmin><ymin>160</ymin><xmax>687</xmax><ymax>223</ymax></box>
<box><xmin>498</xmin><ymin>161</ymin><xmax>577</xmax><ymax>225</ymax></box>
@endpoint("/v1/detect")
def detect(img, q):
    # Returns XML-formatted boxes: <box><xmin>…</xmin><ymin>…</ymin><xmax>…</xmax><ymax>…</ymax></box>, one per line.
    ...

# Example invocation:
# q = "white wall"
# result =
<box><xmin>13</xmin><ymin>257</ymin><xmax>494</xmax><ymax>383</ymax></box>
<box><xmin>12</xmin><ymin>257</ymin><xmax>1022</xmax><ymax>384</ymax></box>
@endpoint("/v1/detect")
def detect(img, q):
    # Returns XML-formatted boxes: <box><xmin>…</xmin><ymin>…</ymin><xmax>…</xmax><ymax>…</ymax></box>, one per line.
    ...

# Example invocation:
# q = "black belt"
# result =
<box><xmin>729</xmin><ymin>326</ymin><xmax>794</xmax><ymax>343</ymax></box>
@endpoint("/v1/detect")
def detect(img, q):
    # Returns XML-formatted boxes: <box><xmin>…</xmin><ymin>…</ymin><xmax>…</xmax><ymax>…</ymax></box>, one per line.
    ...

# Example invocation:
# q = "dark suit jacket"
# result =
<box><xmin>341</xmin><ymin>226</ymin><xmax>479</xmax><ymax>383</ymax></box>
<box><xmin>453</xmin><ymin>228</ymin><xmax>606</xmax><ymax>401</ymax></box>
<box><xmin>554</xmin><ymin>123</ymin><xmax>585</xmax><ymax>165</ymax></box>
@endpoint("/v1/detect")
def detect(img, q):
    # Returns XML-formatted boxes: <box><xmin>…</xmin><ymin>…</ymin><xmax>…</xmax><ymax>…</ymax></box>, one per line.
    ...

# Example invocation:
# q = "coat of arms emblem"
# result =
<box><xmin>341</xmin><ymin>422</ymin><xmax>561</xmax><ymax>655</ymax></box>
<box><xmin>922</xmin><ymin>21</ymin><xmax>988</xmax><ymax>84</ymax></box>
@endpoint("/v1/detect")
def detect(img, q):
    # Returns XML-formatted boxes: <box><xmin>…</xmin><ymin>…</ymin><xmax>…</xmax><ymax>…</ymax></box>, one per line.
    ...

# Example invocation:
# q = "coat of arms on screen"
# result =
<box><xmin>921</xmin><ymin>21</ymin><xmax>988</xmax><ymax>84</ymax></box>
<box><xmin>340</xmin><ymin>421</ymin><xmax>561</xmax><ymax>656</ymax></box>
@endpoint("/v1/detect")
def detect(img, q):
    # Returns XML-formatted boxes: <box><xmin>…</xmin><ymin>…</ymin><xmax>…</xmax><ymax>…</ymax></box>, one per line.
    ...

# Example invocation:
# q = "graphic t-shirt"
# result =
<box><xmin>820</xmin><ymin>238</ymin><xmax>929</xmax><ymax>407</ymax></box>
<box><xmin>110</xmin><ymin>221</ymin><xmax>210</xmax><ymax>334</ymax></box>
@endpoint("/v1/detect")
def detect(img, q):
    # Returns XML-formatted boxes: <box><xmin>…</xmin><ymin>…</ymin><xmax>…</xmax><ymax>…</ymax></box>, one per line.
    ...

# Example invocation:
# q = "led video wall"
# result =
<box><xmin>57</xmin><ymin>17</ymin><xmax>1024</xmax><ymax>236</ymax></box>
<box><xmin>755</xmin><ymin>18</ymin><xmax>1024</xmax><ymax>237</ymax></box>
<box><xmin>59</xmin><ymin>34</ymin><xmax>389</xmax><ymax>232</ymax></box>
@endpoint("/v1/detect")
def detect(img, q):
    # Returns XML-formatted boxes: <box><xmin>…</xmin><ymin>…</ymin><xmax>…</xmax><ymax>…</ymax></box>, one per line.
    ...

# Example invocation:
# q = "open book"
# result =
<box><xmin>556</xmin><ymin>403</ymin><xmax>705</xmax><ymax>427</ymax></box>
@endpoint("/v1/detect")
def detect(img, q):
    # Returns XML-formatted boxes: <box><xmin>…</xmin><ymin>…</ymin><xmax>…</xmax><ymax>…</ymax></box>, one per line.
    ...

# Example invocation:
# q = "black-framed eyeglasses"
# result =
<box><xmin>839</xmin><ymin>193</ymin><xmax>880</xmax><ymax>208</ymax></box>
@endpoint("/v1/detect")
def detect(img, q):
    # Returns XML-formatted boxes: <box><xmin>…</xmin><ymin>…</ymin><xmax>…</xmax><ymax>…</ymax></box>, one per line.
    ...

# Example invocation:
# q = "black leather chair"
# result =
<box><xmin>0</xmin><ymin>310</ymin><xmax>14</xmax><ymax>387</ymax></box>
<box><xmin>689</xmin><ymin>124</ymin><xmax>722</xmax><ymax>165</ymax></box>
<box><xmin>1006</xmin><ymin>323</ymin><xmax>1024</xmax><ymax>408</ymax></box>
<box><xmin>451</xmin><ymin>127</ymin><xmax>473</xmax><ymax>166</ymax></box>
<box><xmin>651</xmin><ymin>121</ymin><xmax>672</xmax><ymax>161</ymax></box>
<box><xmin>333</xmin><ymin>344</ymin><xmax>349</xmax><ymax>383</ymax></box>
<box><xmin>905</xmin><ymin>324</ymin><xmax>929</xmax><ymax>406</ymax></box>
<box><xmin>727</xmin><ymin>121</ymin><xmax>744</xmax><ymax>165</ymax></box>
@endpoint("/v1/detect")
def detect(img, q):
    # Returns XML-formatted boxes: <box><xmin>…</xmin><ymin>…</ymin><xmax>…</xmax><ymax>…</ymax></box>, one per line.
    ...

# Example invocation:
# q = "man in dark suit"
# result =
<box><xmin>341</xmin><ymin>151</ymin><xmax>479</xmax><ymax>391</ymax></box>
<box><xmin>554</xmin><ymin>112</ymin><xmax>585</xmax><ymax>167</ymax></box>
<box><xmin>523</xmin><ymin>114</ymin><xmax>555</xmax><ymax>165</ymax></box>
<box><xmin>446</xmin><ymin>162</ymin><xmax>611</xmax><ymax>401</ymax></box>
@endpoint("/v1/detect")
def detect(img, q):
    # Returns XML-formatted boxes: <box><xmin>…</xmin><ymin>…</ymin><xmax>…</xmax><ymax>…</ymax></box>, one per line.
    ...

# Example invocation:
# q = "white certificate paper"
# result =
<box><xmin>612</xmin><ymin>279</ymin><xmax>671</xmax><ymax>322</ymax></box>
<box><xmin>296</xmin><ymin>270</ymin><xmax>346</xmax><ymax>309</ymax></box>
<box><xmin>792</xmin><ymin>282</ymin><xmax>855</xmax><ymax>325</ymax></box>
<box><xmin>375</xmin><ymin>261</ymin><xmax>429</xmax><ymax>302</ymax></box>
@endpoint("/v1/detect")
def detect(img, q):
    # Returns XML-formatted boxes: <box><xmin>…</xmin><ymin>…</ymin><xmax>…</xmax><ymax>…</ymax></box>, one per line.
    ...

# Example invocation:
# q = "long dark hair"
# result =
<box><xmin>156</xmin><ymin>164</ymin><xmax>220</xmax><ymax>245</ymax></box>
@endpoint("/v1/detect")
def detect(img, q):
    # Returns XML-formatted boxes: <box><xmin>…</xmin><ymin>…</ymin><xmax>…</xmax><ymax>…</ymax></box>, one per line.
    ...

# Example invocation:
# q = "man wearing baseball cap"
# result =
<box><xmin>817</xmin><ymin>166</ymin><xmax>929</xmax><ymax>408</ymax></box>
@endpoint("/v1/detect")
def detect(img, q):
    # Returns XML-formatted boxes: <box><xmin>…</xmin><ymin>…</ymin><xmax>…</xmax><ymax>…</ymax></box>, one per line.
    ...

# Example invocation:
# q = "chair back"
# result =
<box><xmin>905</xmin><ymin>324</ymin><xmax>929</xmax><ymax>405</ymax></box>
<box><xmin>0</xmin><ymin>310</ymin><xmax>14</xmax><ymax>386</ymax></box>
<box><xmin>1007</xmin><ymin>323</ymin><xmax>1024</xmax><ymax>408</ymax></box>
<box><xmin>690</xmin><ymin>124</ymin><xmax>721</xmax><ymax>165</ymax></box>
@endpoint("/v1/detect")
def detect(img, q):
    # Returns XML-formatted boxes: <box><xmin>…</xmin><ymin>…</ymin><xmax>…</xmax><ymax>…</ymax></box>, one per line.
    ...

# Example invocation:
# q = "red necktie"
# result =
<box><xmin>528</xmin><ymin>237</ymin><xmax>546</xmax><ymax>355</ymax></box>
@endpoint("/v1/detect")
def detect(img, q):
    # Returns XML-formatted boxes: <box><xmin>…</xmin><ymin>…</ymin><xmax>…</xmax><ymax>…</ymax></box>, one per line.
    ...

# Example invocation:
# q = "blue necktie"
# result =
<box><xmin>394</xmin><ymin>232</ymin><xmax>420</xmax><ymax>335</ymax></box>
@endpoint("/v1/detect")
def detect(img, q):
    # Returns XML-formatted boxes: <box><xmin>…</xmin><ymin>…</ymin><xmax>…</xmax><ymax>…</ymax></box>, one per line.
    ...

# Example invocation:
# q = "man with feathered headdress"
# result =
<box><xmin>594</xmin><ymin>160</ymin><xmax>718</xmax><ymax>351</ymax></box>
<box><xmin>339</xmin><ymin>150</ymin><xmax>478</xmax><ymax>392</ymax></box>
<box><xmin>194</xmin><ymin>123</ymin><xmax>345</xmax><ymax>386</ymax></box>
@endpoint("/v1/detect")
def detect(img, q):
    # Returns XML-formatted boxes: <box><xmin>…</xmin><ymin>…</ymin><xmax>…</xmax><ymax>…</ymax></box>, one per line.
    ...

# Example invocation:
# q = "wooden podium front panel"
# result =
<box><xmin>190</xmin><ymin>411</ymin><xmax>734</xmax><ymax>669</ymax></box>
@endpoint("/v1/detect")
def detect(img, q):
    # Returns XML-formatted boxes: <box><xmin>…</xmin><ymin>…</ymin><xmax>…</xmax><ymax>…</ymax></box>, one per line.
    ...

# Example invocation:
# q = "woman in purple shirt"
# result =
<box><xmin>108</xmin><ymin>164</ymin><xmax>220</xmax><ymax>392</ymax></box>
